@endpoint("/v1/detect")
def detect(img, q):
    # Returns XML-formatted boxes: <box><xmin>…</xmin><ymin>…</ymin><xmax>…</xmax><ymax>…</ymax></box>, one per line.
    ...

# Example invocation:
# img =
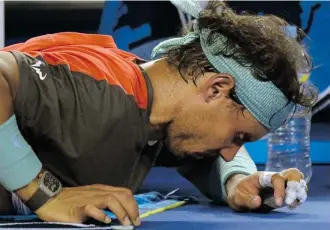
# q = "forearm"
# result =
<box><xmin>15</xmin><ymin>176</ymin><xmax>40</xmax><ymax>202</ymax></box>
<box><xmin>0</xmin><ymin>115</ymin><xmax>41</xmax><ymax>201</ymax></box>
<box><xmin>0</xmin><ymin>72</ymin><xmax>14</xmax><ymax>124</ymax></box>
<box><xmin>0</xmin><ymin>53</ymin><xmax>42</xmax><ymax>201</ymax></box>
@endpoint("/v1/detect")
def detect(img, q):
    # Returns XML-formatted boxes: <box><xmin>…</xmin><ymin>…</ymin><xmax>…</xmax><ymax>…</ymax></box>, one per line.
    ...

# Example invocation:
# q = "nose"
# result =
<box><xmin>219</xmin><ymin>145</ymin><xmax>242</xmax><ymax>162</ymax></box>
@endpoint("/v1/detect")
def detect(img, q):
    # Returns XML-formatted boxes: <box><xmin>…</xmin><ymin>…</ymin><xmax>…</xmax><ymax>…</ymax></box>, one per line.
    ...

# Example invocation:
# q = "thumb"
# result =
<box><xmin>244</xmin><ymin>194</ymin><xmax>262</xmax><ymax>210</ymax></box>
<box><xmin>233</xmin><ymin>189</ymin><xmax>262</xmax><ymax>210</ymax></box>
<box><xmin>231</xmin><ymin>174</ymin><xmax>263</xmax><ymax>210</ymax></box>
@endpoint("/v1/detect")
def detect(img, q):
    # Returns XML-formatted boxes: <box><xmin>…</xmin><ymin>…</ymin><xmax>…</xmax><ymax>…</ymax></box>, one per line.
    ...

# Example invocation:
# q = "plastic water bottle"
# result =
<box><xmin>266</xmin><ymin>25</ymin><xmax>313</xmax><ymax>183</ymax></box>
<box><xmin>266</xmin><ymin>104</ymin><xmax>313</xmax><ymax>183</ymax></box>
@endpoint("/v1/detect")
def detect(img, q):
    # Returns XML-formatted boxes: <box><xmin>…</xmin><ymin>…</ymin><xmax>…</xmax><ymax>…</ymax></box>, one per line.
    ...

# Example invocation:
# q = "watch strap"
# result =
<box><xmin>25</xmin><ymin>188</ymin><xmax>52</xmax><ymax>211</ymax></box>
<box><xmin>25</xmin><ymin>170</ymin><xmax>62</xmax><ymax>211</ymax></box>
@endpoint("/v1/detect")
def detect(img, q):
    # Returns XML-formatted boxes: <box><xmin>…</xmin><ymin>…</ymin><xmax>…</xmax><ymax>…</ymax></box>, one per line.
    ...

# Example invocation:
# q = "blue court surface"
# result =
<box><xmin>138</xmin><ymin>165</ymin><xmax>330</xmax><ymax>230</ymax></box>
<box><xmin>0</xmin><ymin>167</ymin><xmax>327</xmax><ymax>230</ymax></box>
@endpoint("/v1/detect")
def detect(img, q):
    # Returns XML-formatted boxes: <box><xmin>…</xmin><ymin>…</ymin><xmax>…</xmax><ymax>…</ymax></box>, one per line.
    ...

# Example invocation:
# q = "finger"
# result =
<box><xmin>281</xmin><ymin>169</ymin><xmax>304</xmax><ymax>207</ymax></box>
<box><xmin>289</xmin><ymin>200</ymin><xmax>299</xmax><ymax>209</ymax></box>
<box><xmin>89</xmin><ymin>184</ymin><xmax>125</xmax><ymax>192</ymax></box>
<box><xmin>285</xmin><ymin>182</ymin><xmax>298</xmax><ymax>206</ymax></box>
<box><xmin>84</xmin><ymin>204</ymin><xmax>112</xmax><ymax>224</ymax></box>
<box><xmin>296</xmin><ymin>180</ymin><xmax>308</xmax><ymax>203</ymax></box>
<box><xmin>112</xmin><ymin>189</ymin><xmax>140</xmax><ymax>226</ymax></box>
<box><xmin>86</xmin><ymin>185</ymin><xmax>139</xmax><ymax>226</ymax></box>
<box><xmin>281</xmin><ymin>168</ymin><xmax>302</xmax><ymax>182</ymax></box>
<box><xmin>289</xmin><ymin>185</ymin><xmax>306</xmax><ymax>209</ymax></box>
<box><xmin>270</xmin><ymin>173</ymin><xmax>286</xmax><ymax>207</ymax></box>
<box><xmin>247</xmin><ymin>195</ymin><xmax>262</xmax><ymax>210</ymax></box>
<box><xmin>89</xmin><ymin>184</ymin><xmax>133</xmax><ymax>194</ymax></box>
<box><xmin>234</xmin><ymin>189</ymin><xmax>262</xmax><ymax>210</ymax></box>
<box><xmin>300</xmin><ymin>172</ymin><xmax>305</xmax><ymax>179</ymax></box>
<box><xmin>105</xmin><ymin>196</ymin><xmax>131</xmax><ymax>226</ymax></box>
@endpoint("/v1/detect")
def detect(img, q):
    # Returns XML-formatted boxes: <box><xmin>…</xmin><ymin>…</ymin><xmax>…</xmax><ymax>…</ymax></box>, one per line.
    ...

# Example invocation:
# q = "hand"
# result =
<box><xmin>226</xmin><ymin>168</ymin><xmax>307</xmax><ymax>212</ymax></box>
<box><xmin>35</xmin><ymin>184</ymin><xmax>141</xmax><ymax>226</ymax></box>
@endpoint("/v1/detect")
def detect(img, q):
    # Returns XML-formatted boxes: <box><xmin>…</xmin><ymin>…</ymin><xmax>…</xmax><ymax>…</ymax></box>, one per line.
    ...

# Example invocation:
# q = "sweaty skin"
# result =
<box><xmin>142</xmin><ymin>58</ymin><xmax>268</xmax><ymax>160</ymax></box>
<box><xmin>0</xmin><ymin>40</ymin><xmax>305</xmax><ymax>224</ymax></box>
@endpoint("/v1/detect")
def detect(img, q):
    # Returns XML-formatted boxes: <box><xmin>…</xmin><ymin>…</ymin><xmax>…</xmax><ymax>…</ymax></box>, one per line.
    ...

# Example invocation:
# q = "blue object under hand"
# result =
<box><xmin>105</xmin><ymin>190</ymin><xmax>198</xmax><ymax>219</ymax></box>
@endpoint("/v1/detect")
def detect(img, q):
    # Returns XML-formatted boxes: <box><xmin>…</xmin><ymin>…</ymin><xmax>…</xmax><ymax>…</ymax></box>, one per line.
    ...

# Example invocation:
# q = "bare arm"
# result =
<box><xmin>0</xmin><ymin>51</ymin><xmax>40</xmax><ymax>201</ymax></box>
<box><xmin>0</xmin><ymin>51</ymin><xmax>142</xmax><ymax>225</ymax></box>
<box><xmin>0</xmin><ymin>52</ymin><xmax>19</xmax><ymax>122</ymax></box>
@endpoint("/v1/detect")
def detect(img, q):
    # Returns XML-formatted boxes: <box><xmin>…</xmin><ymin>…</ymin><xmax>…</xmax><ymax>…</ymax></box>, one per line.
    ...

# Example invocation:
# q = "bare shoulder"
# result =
<box><xmin>0</xmin><ymin>51</ymin><xmax>20</xmax><ymax>99</ymax></box>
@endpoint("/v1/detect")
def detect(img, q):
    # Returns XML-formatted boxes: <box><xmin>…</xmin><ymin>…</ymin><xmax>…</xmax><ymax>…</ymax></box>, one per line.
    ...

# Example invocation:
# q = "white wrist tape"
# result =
<box><xmin>259</xmin><ymin>172</ymin><xmax>277</xmax><ymax>188</ymax></box>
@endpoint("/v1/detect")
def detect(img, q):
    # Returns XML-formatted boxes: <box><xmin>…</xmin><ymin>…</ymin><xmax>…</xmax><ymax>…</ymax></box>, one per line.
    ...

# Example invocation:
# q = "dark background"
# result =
<box><xmin>4</xmin><ymin>1</ymin><xmax>330</xmax><ymax>163</ymax></box>
<box><xmin>4</xmin><ymin>1</ymin><xmax>320</xmax><ymax>46</ymax></box>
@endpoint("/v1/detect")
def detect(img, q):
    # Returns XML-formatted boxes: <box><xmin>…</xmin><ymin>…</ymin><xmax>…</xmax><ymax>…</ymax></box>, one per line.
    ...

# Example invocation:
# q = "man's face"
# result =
<box><xmin>165</xmin><ymin>73</ymin><xmax>268</xmax><ymax>161</ymax></box>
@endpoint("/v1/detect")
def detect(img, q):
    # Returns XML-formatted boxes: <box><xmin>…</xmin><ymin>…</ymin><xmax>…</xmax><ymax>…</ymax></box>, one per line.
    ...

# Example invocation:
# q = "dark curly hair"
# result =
<box><xmin>164</xmin><ymin>1</ymin><xmax>318</xmax><ymax>113</ymax></box>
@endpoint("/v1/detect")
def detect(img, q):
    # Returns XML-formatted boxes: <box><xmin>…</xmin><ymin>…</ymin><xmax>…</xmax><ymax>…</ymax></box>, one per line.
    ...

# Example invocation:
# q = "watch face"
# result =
<box><xmin>43</xmin><ymin>172</ymin><xmax>61</xmax><ymax>193</ymax></box>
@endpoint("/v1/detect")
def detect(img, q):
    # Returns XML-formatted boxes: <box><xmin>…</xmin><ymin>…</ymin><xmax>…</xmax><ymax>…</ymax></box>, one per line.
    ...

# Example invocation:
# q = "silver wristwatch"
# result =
<box><xmin>25</xmin><ymin>170</ymin><xmax>62</xmax><ymax>211</ymax></box>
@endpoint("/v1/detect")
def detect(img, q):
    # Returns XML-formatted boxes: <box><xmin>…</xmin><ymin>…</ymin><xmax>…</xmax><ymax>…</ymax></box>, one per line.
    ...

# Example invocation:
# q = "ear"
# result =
<box><xmin>204</xmin><ymin>74</ymin><xmax>235</xmax><ymax>102</ymax></box>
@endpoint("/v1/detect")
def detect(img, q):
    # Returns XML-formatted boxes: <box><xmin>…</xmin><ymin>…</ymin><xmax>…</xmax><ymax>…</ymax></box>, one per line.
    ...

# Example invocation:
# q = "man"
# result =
<box><xmin>0</xmin><ymin>0</ymin><xmax>317</xmax><ymax>227</ymax></box>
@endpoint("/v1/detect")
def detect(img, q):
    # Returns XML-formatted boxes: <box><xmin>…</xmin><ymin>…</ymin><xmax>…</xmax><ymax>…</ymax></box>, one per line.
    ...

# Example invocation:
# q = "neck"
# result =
<box><xmin>140</xmin><ymin>58</ymin><xmax>185</xmax><ymax>141</ymax></box>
